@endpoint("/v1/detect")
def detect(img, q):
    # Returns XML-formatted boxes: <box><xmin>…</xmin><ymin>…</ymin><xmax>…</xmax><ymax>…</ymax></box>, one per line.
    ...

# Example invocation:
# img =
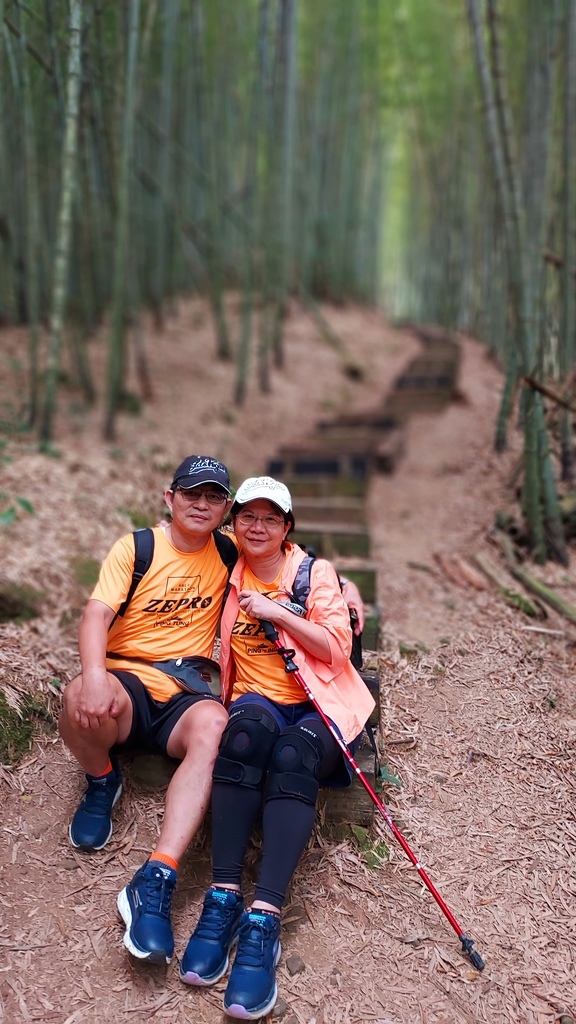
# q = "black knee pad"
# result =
<box><xmin>264</xmin><ymin>724</ymin><xmax>325</xmax><ymax>806</ymax></box>
<box><xmin>213</xmin><ymin>704</ymin><xmax>280</xmax><ymax>790</ymax></box>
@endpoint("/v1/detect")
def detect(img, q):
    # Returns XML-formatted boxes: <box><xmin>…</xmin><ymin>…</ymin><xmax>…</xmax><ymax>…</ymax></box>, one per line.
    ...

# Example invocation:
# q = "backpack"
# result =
<box><xmin>290</xmin><ymin>554</ymin><xmax>363</xmax><ymax>671</ymax></box>
<box><xmin>290</xmin><ymin>553</ymin><xmax>378</xmax><ymax>762</ymax></box>
<box><xmin>112</xmin><ymin>527</ymin><xmax>238</xmax><ymax>623</ymax></box>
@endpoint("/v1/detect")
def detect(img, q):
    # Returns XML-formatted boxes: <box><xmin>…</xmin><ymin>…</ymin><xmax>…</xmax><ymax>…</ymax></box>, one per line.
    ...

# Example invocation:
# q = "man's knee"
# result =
<box><xmin>213</xmin><ymin>704</ymin><xmax>280</xmax><ymax>790</ymax></box>
<box><xmin>264</xmin><ymin>724</ymin><xmax>325</xmax><ymax>806</ymax></box>
<box><xmin>59</xmin><ymin>675</ymin><xmax>83</xmax><ymax>730</ymax></box>
<box><xmin>172</xmin><ymin>699</ymin><xmax>229</xmax><ymax>758</ymax></box>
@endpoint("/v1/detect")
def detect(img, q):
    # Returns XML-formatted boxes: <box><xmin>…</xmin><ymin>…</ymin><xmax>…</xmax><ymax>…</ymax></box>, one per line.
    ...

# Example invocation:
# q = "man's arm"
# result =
<box><xmin>75</xmin><ymin>599</ymin><xmax>120</xmax><ymax>729</ymax></box>
<box><xmin>340</xmin><ymin>578</ymin><xmax>365</xmax><ymax>634</ymax></box>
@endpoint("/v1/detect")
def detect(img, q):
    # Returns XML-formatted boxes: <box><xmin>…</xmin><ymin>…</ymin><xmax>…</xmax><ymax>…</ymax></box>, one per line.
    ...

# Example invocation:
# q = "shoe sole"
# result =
<box><xmin>223</xmin><ymin>941</ymin><xmax>281</xmax><ymax>1020</ymax></box>
<box><xmin>117</xmin><ymin>887</ymin><xmax>172</xmax><ymax>965</ymax></box>
<box><xmin>69</xmin><ymin>783</ymin><xmax>123</xmax><ymax>851</ymax></box>
<box><xmin>180</xmin><ymin>935</ymin><xmax>239</xmax><ymax>987</ymax></box>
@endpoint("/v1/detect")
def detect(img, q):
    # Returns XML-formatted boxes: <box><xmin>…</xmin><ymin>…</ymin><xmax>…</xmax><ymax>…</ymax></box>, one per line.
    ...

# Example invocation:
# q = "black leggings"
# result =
<box><xmin>211</xmin><ymin>716</ymin><xmax>341</xmax><ymax>908</ymax></box>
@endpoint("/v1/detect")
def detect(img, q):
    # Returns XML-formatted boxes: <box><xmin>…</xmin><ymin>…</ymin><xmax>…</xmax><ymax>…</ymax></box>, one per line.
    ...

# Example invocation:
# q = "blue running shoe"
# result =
<box><xmin>223</xmin><ymin>910</ymin><xmax>282</xmax><ymax>1020</ymax></box>
<box><xmin>180</xmin><ymin>888</ymin><xmax>244</xmax><ymax>986</ymax></box>
<box><xmin>69</xmin><ymin>758</ymin><xmax>122</xmax><ymax>851</ymax></box>
<box><xmin>117</xmin><ymin>860</ymin><xmax>176</xmax><ymax>964</ymax></box>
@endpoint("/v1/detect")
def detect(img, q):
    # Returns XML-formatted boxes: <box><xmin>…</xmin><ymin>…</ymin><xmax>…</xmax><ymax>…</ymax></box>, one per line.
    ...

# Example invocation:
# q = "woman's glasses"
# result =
<box><xmin>176</xmin><ymin>487</ymin><xmax>227</xmax><ymax>506</ymax></box>
<box><xmin>236</xmin><ymin>510</ymin><xmax>284</xmax><ymax>529</ymax></box>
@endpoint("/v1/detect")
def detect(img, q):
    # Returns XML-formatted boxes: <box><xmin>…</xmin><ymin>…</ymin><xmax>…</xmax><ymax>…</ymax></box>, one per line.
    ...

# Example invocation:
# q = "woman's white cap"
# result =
<box><xmin>233</xmin><ymin>476</ymin><xmax>292</xmax><ymax>514</ymax></box>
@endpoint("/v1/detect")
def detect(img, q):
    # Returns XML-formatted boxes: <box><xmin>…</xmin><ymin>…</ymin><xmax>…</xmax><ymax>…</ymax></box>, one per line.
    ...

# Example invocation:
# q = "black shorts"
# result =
<box><xmin>110</xmin><ymin>670</ymin><xmax>221</xmax><ymax>756</ymax></box>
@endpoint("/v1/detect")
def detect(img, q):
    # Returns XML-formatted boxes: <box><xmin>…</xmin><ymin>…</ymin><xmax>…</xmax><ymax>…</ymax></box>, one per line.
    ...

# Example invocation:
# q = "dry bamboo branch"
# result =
<box><xmin>522</xmin><ymin>375</ymin><xmax>576</xmax><ymax>413</ymax></box>
<box><xmin>472</xmin><ymin>551</ymin><xmax>544</xmax><ymax>618</ymax></box>
<box><xmin>495</xmin><ymin>530</ymin><xmax>576</xmax><ymax>623</ymax></box>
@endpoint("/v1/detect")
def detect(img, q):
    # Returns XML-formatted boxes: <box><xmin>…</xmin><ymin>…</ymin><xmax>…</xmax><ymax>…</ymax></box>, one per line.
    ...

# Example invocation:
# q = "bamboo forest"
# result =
<box><xmin>1</xmin><ymin>1</ymin><xmax>575</xmax><ymax>564</ymax></box>
<box><xmin>3</xmin><ymin>5</ymin><xmax>576</xmax><ymax>1024</ymax></box>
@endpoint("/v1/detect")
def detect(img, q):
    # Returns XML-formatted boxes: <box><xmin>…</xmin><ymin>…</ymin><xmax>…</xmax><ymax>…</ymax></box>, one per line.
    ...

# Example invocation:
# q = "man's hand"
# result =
<box><xmin>74</xmin><ymin>670</ymin><xmax>121</xmax><ymax>729</ymax></box>
<box><xmin>341</xmin><ymin>579</ymin><xmax>365</xmax><ymax>634</ymax></box>
<box><xmin>76</xmin><ymin>599</ymin><xmax>118</xmax><ymax>728</ymax></box>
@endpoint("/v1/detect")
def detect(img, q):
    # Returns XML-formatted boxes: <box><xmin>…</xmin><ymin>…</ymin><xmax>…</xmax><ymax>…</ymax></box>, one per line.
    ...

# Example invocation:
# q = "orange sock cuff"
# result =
<box><xmin>94</xmin><ymin>759</ymin><xmax>114</xmax><ymax>779</ymax></box>
<box><xmin>150</xmin><ymin>852</ymin><xmax>179</xmax><ymax>873</ymax></box>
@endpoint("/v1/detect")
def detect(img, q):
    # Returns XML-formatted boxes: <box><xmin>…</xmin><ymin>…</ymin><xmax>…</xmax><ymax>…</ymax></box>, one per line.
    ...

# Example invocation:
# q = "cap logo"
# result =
<box><xmin>243</xmin><ymin>477</ymin><xmax>283</xmax><ymax>494</ymax></box>
<box><xmin>188</xmin><ymin>457</ymin><xmax>225</xmax><ymax>474</ymax></box>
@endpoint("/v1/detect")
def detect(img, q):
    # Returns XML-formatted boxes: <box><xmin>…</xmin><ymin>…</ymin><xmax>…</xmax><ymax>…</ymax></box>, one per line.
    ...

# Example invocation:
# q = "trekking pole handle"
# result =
<box><xmin>259</xmin><ymin>618</ymin><xmax>298</xmax><ymax>672</ymax></box>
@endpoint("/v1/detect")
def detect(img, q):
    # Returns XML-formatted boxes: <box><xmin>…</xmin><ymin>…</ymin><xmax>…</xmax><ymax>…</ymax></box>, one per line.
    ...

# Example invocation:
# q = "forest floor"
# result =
<box><xmin>0</xmin><ymin>297</ymin><xmax>575</xmax><ymax>1024</ymax></box>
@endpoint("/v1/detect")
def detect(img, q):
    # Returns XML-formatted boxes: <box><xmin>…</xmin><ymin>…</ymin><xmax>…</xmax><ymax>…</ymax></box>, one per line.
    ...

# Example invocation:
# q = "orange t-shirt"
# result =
<box><xmin>92</xmin><ymin>527</ymin><xmax>231</xmax><ymax>701</ymax></box>
<box><xmin>230</xmin><ymin>564</ymin><xmax>308</xmax><ymax>705</ymax></box>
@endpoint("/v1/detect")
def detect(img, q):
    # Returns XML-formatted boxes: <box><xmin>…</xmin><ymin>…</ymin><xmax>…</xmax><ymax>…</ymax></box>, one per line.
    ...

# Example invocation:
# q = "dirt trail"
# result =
<box><xmin>1</xmin><ymin>304</ymin><xmax>575</xmax><ymax>1024</ymax></box>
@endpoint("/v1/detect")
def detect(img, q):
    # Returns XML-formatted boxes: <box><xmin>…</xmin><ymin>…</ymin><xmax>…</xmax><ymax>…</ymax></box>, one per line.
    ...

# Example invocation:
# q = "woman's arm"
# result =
<box><xmin>237</xmin><ymin>589</ymin><xmax>332</xmax><ymax>662</ymax></box>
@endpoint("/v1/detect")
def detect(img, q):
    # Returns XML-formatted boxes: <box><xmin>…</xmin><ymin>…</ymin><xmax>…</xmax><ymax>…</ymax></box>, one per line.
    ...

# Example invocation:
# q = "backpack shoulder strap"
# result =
<box><xmin>290</xmin><ymin>553</ymin><xmax>315</xmax><ymax>610</ymax></box>
<box><xmin>213</xmin><ymin>529</ymin><xmax>238</xmax><ymax>576</ymax></box>
<box><xmin>113</xmin><ymin>527</ymin><xmax>155</xmax><ymax>623</ymax></box>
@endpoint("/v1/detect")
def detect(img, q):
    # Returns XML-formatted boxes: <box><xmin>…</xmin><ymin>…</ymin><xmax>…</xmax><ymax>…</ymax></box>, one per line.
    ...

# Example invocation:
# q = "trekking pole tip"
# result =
<box><xmin>460</xmin><ymin>935</ymin><xmax>485</xmax><ymax>971</ymax></box>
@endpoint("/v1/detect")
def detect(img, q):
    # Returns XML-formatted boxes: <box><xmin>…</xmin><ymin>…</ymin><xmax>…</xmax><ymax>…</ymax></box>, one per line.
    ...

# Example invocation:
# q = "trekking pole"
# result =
<box><xmin>258</xmin><ymin>617</ymin><xmax>485</xmax><ymax>972</ymax></box>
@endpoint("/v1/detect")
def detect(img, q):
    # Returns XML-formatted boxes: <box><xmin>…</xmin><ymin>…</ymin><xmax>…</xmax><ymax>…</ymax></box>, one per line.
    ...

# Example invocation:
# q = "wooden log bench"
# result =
<box><xmin>129</xmin><ymin>662</ymin><xmax>382</xmax><ymax>832</ymax></box>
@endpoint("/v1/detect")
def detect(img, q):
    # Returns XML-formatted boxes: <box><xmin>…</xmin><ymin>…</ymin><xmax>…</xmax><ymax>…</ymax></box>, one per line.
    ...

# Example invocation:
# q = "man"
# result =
<box><xmin>59</xmin><ymin>455</ymin><xmax>365</xmax><ymax>967</ymax></box>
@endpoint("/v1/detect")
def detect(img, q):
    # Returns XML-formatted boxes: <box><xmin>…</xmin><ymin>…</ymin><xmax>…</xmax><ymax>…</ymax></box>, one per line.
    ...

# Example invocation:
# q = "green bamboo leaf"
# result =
<box><xmin>378</xmin><ymin>764</ymin><xmax>402</xmax><ymax>789</ymax></box>
<box><xmin>0</xmin><ymin>508</ymin><xmax>17</xmax><ymax>526</ymax></box>
<box><xmin>16</xmin><ymin>497</ymin><xmax>34</xmax><ymax>514</ymax></box>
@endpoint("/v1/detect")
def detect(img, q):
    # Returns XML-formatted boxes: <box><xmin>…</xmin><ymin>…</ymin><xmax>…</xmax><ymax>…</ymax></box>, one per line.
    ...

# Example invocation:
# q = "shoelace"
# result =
<box><xmin>144</xmin><ymin>867</ymin><xmax>175</xmax><ymax>917</ymax></box>
<box><xmin>83</xmin><ymin>776</ymin><xmax>118</xmax><ymax>814</ymax></box>
<box><xmin>195</xmin><ymin>897</ymin><xmax>237</xmax><ymax>940</ymax></box>
<box><xmin>234</xmin><ymin>918</ymin><xmax>276</xmax><ymax>968</ymax></box>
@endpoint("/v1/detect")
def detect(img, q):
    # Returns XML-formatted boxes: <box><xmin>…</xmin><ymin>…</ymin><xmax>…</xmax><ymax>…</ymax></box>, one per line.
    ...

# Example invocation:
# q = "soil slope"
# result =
<box><xmin>0</xmin><ymin>300</ymin><xmax>575</xmax><ymax>1024</ymax></box>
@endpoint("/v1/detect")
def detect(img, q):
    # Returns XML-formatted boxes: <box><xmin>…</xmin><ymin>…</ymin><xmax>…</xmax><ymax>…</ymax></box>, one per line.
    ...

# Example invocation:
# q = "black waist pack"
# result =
<box><xmin>107</xmin><ymin>653</ymin><xmax>221</xmax><ymax>698</ymax></box>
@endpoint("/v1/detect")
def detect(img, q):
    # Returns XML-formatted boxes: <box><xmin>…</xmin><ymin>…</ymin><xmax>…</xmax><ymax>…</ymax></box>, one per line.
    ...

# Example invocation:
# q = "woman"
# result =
<box><xmin>180</xmin><ymin>476</ymin><xmax>375</xmax><ymax>1019</ymax></box>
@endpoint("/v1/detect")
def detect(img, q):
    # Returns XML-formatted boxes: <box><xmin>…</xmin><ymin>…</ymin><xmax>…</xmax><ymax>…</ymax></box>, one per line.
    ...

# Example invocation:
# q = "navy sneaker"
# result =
<box><xmin>69</xmin><ymin>758</ymin><xmax>122</xmax><ymax>851</ymax></box>
<box><xmin>223</xmin><ymin>910</ymin><xmax>282</xmax><ymax>1020</ymax></box>
<box><xmin>117</xmin><ymin>860</ymin><xmax>176</xmax><ymax>964</ymax></box>
<box><xmin>180</xmin><ymin>888</ymin><xmax>244</xmax><ymax>986</ymax></box>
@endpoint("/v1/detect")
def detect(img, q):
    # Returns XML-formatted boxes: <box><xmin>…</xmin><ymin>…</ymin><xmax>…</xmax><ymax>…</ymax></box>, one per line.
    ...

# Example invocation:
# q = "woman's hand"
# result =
<box><xmin>239</xmin><ymin>589</ymin><xmax>332</xmax><ymax>662</ymax></box>
<box><xmin>238</xmin><ymin>589</ymin><xmax>279</xmax><ymax>621</ymax></box>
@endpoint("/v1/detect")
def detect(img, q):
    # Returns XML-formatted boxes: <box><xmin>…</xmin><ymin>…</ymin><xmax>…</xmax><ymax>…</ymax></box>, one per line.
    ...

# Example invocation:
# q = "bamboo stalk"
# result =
<box><xmin>39</xmin><ymin>0</ymin><xmax>83</xmax><ymax>446</ymax></box>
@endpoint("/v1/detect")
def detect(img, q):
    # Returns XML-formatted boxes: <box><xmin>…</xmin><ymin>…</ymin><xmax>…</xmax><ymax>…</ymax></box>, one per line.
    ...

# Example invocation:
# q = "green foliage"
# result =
<box><xmin>0</xmin><ymin>582</ymin><xmax>43</xmax><ymax>623</ymax></box>
<box><xmin>0</xmin><ymin>689</ymin><xmax>55</xmax><ymax>766</ymax></box>
<box><xmin>499</xmin><ymin>588</ymin><xmax>541</xmax><ymax>618</ymax></box>
<box><xmin>377</xmin><ymin>764</ymin><xmax>402</xmax><ymax>790</ymax></box>
<box><xmin>398</xmin><ymin>640</ymin><xmax>429</xmax><ymax>659</ymax></box>
<box><xmin>70</xmin><ymin>556</ymin><xmax>101</xmax><ymax>591</ymax></box>
<box><xmin>349</xmin><ymin>824</ymin><xmax>390</xmax><ymax>870</ymax></box>
<box><xmin>0</xmin><ymin>491</ymin><xmax>35</xmax><ymax>528</ymax></box>
<box><xmin>117</xmin><ymin>506</ymin><xmax>157</xmax><ymax>530</ymax></box>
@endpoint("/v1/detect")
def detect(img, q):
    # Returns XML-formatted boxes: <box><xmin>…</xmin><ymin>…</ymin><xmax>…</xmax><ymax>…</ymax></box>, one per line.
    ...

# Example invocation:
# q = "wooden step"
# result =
<box><xmin>316</xmin><ymin>410</ymin><xmax>398</xmax><ymax>432</ymax></box>
<box><xmin>320</xmin><ymin>731</ymin><xmax>377</xmax><ymax>828</ymax></box>
<box><xmin>333</xmin><ymin>559</ymin><xmax>377</xmax><ymax>603</ymax></box>
<box><xmin>292</xmin><ymin>521</ymin><xmax>371</xmax><ymax>558</ymax></box>
<box><xmin>358</xmin><ymin>603</ymin><xmax>380</xmax><ymax>652</ymax></box>
<box><xmin>292</xmin><ymin>495</ymin><xmax>367</xmax><ymax>526</ymax></box>
<box><xmin>268</xmin><ymin>448</ymin><xmax>374</xmax><ymax>481</ymax></box>
<box><xmin>359</xmin><ymin>668</ymin><xmax>381</xmax><ymax>730</ymax></box>
<box><xmin>385</xmin><ymin>390</ymin><xmax>456</xmax><ymax>419</ymax></box>
<box><xmin>280</xmin><ymin>476</ymin><xmax>369</xmax><ymax>498</ymax></box>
